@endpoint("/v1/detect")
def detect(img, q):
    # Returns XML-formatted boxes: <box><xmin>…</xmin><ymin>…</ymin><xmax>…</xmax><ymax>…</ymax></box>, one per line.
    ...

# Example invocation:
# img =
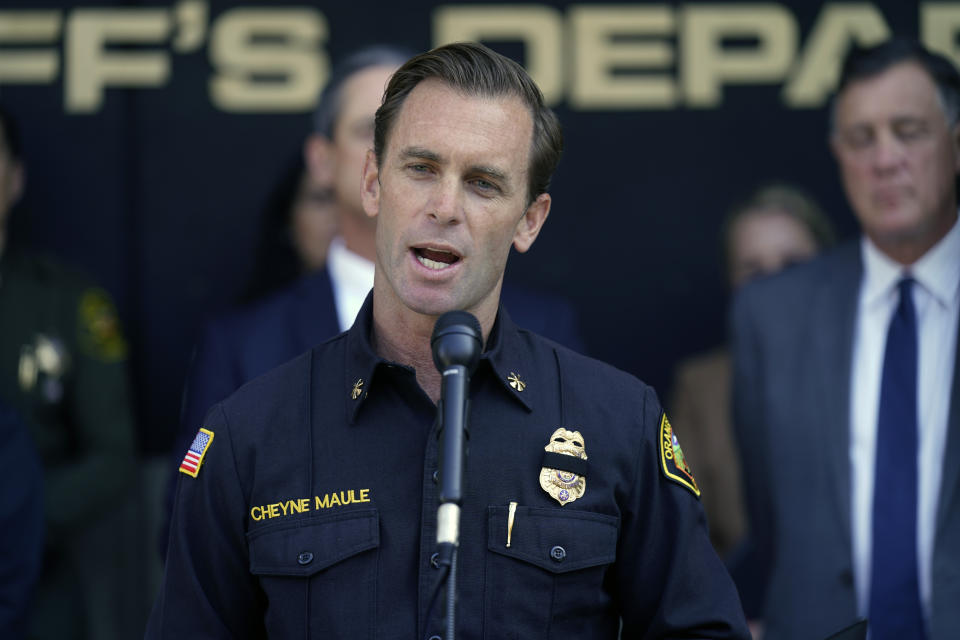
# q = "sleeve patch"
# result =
<box><xmin>179</xmin><ymin>428</ymin><xmax>215</xmax><ymax>478</ymax></box>
<box><xmin>658</xmin><ymin>412</ymin><xmax>700</xmax><ymax>497</ymax></box>
<box><xmin>77</xmin><ymin>288</ymin><xmax>128</xmax><ymax>362</ymax></box>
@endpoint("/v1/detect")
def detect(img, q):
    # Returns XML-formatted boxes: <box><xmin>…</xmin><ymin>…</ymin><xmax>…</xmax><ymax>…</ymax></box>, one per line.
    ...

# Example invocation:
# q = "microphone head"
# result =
<box><xmin>431</xmin><ymin>310</ymin><xmax>483</xmax><ymax>374</ymax></box>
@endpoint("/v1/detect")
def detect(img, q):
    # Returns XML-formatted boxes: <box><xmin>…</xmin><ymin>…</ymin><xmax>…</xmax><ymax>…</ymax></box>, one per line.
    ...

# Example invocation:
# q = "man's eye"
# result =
<box><xmin>471</xmin><ymin>178</ymin><xmax>499</xmax><ymax>194</ymax></box>
<box><xmin>841</xmin><ymin>128</ymin><xmax>873</xmax><ymax>150</ymax></box>
<box><xmin>895</xmin><ymin>120</ymin><xmax>928</xmax><ymax>141</ymax></box>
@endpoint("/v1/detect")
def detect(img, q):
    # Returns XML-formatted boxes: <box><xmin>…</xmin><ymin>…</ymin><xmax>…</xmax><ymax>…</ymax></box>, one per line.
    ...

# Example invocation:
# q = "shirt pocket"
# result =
<box><xmin>247</xmin><ymin>508</ymin><xmax>379</xmax><ymax>639</ymax></box>
<box><xmin>484</xmin><ymin>505</ymin><xmax>619</xmax><ymax>639</ymax></box>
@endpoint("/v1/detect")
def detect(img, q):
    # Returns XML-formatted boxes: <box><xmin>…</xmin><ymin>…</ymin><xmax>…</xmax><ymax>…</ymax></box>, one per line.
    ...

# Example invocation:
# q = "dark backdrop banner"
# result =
<box><xmin>0</xmin><ymin>0</ymin><xmax>946</xmax><ymax>451</ymax></box>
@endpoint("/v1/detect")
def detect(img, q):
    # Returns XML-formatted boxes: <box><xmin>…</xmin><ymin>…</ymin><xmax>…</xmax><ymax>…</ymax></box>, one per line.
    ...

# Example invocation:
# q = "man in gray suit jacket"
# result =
<box><xmin>732</xmin><ymin>39</ymin><xmax>960</xmax><ymax>640</ymax></box>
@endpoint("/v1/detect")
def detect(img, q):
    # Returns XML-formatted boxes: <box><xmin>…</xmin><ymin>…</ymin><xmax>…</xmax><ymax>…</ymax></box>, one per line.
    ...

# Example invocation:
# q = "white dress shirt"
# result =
<box><xmin>326</xmin><ymin>236</ymin><xmax>375</xmax><ymax>332</ymax></box>
<box><xmin>850</xmin><ymin>216</ymin><xmax>960</xmax><ymax>624</ymax></box>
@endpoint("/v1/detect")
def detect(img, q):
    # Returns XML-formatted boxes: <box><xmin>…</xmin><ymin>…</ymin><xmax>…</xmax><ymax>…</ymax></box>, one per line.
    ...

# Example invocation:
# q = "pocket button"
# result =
<box><xmin>549</xmin><ymin>545</ymin><xmax>566</xmax><ymax>562</ymax></box>
<box><xmin>297</xmin><ymin>551</ymin><xmax>314</xmax><ymax>566</ymax></box>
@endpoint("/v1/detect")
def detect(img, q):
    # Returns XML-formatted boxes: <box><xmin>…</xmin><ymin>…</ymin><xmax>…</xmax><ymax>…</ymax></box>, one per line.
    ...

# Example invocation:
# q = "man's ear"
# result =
<box><xmin>952</xmin><ymin>121</ymin><xmax>960</xmax><ymax>173</ymax></box>
<box><xmin>5</xmin><ymin>161</ymin><xmax>23</xmax><ymax>208</ymax></box>
<box><xmin>304</xmin><ymin>133</ymin><xmax>335</xmax><ymax>184</ymax></box>
<box><xmin>360</xmin><ymin>150</ymin><xmax>381</xmax><ymax>219</ymax></box>
<box><xmin>828</xmin><ymin>131</ymin><xmax>842</xmax><ymax>165</ymax></box>
<box><xmin>512</xmin><ymin>193</ymin><xmax>551</xmax><ymax>253</ymax></box>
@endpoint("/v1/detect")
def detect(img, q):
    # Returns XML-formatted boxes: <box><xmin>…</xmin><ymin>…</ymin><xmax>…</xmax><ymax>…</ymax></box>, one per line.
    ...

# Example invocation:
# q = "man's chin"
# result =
<box><xmin>401</xmin><ymin>291</ymin><xmax>468</xmax><ymax>319</ymax></box>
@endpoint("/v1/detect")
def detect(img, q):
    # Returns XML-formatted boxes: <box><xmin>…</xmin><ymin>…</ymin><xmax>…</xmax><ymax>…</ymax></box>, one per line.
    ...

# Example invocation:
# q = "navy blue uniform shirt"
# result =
<box><xmin>149</xmin><ymin>296</ymin><xmax>748</xmax><ymax>639</ymax></box>
<box><xmin>163</xmin><ymin>271</ymin><xmax>586</xmax><ymax>558</ymax></box>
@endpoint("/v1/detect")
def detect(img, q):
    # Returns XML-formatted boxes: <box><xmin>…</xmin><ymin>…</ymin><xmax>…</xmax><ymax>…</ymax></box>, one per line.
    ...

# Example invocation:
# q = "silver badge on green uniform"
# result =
<box><xmin>18</xmin><ymin>333</ymin><xmax>69</xmax><ymax>402</ymax></box>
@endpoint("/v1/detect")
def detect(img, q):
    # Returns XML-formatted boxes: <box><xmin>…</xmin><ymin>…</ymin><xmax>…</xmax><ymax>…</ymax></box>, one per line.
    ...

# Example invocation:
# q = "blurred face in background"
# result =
<box><xmin>0</xmin><ymin>129</ymin><xmax>23</xmax><ymax>230</ymax></box>
<box><xmin>831</xmin><ymin>61</ymin><xmax>960</xmax><ymax>263</ymax></box>
<box><xmin>329</xmin><ymin>65</ymin><xmax>398</xmax><ymax>220</ymax></box>
<box><xmin>290</xmin><ymin>171</ymin><xmax>338</xmax><ymax>270</ymax></box>
<box><xmin>727</xmin><ymin>207</ymin><xmax>819</xmax><ymax>289</ymax></box>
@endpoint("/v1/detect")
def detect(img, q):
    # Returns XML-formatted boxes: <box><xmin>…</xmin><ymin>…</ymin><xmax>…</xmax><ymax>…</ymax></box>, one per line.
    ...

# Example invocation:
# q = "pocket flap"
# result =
<box><xmin>487</xmin><ymin>506</ymin><xmax>618</xmax><ymax>574</ymax></box>
<box><xmin>247</xmin><ymin>508</ymin><xmax>379</xmax><ymax>577</ymax></box>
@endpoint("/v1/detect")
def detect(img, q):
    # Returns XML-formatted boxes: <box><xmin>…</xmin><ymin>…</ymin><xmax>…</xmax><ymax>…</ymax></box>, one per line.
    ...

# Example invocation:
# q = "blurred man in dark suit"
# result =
<box><xmin>733</xmin><ymin>38</ymin><xmax>960</xmax><ymax>639</ymax></box>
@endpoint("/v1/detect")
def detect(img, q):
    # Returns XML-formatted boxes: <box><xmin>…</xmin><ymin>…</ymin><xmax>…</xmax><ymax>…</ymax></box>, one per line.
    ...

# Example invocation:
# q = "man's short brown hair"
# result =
<box><xmin>373</xmin><ymin>42</ymin><xmax>563</xmax><ymax>204</ymax></box>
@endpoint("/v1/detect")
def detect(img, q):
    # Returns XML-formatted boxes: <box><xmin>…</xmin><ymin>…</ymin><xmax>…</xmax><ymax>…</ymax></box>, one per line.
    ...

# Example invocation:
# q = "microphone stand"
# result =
<box><xmin>437</xmin><ymin>368</ymin><xmax>468</xmax><ymax>640</ymax></box>
<box><xmin>431</xmin><ymin>312</ymin><xmax>481</xmax><ymax>640</ymax></box>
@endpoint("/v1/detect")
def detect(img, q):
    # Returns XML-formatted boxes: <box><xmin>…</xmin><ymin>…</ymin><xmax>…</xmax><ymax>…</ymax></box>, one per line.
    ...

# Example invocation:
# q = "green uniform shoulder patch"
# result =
<box><xmin>77</xmin><ymin>288</ymin><xmax>128</xmax><ymax>362</ymax></box>
<box><xmin>658</xmin><ymin>412</ymin><xmax>700</xmax><ymax>497</ymax></box>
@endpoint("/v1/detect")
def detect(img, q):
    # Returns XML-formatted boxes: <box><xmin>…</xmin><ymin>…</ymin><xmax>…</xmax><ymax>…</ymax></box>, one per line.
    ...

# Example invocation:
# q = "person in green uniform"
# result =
<box><xmin>0</xmin><ymin>106</ymin><xmax>136</xmax><ymax>639</ymax></box>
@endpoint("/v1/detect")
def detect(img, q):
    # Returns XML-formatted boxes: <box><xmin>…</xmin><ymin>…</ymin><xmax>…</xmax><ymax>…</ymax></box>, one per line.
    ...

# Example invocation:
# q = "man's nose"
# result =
<box><xmin>871</xmin><ymin>130</ymin><xmax>906</xmax><ymax>174</ymax></box>
<box><xmin>426</xmin><ymin>178</ymin><xmax>464</xmax><ymax>225</ymax></box>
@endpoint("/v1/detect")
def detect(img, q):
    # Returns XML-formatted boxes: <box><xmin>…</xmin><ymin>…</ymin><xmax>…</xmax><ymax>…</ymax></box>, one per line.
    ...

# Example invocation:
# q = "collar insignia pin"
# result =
<box><xmin>540</xmin><ymin>428</ymin><xmax>588</xmax><ymax>505</ymax></box>
<box><xmin>351</xmin><ymin>378</ymin><xmax>364</xmax><ymax>400</ymax></box>
<box><xmin>507</xmin><ymin>372</ymin><xmax>526</xmax><ymax>392</ymax></box>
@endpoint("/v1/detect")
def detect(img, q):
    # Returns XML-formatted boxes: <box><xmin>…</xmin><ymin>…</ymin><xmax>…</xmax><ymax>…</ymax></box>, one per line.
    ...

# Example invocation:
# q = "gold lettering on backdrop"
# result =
<box><xmin>433</xmin><ymin>5</ymin><xmax>563</xmax><ymax>104</ymax></box>
<box><xmin>172</xmin><ymin>0</ymin><xmax>206</xmax><ymax>53</ymax></box>
<box><xmin>0</xmin><ymin>11</ymin><xmax>61</xmax><ymax>84</ymax></box>
<box><xmin>3</xmin><ymin>3</ymin><xmax>960</xmax><ymax>112</ymax></box>
<box><xmin>922</xmin><ymin>5</ymin><xmax>960</xmax><ymax>70</ymax></box>
<box><xmin>208</xmin><ymin>7</ymin><xmax>328</xmax><ymax>112</ymax></box>
<box><xmin>782</xmin><ymin>4</ymin><xmax>889</xmax><ymax>107</ymax></box>
<box><xmin>682</xmin><ymin>5</ymin><xmax>796</xmax><ymax>108</ymax></box>
<box><xmin>66</xmin><ymin>9</ymin><xmax>172</xmax><ymax>113</ymax></box>
<box><xmin>569</xmin><ymin>6</ymin><xmax>677</xmax><ymax>109</ymax></box>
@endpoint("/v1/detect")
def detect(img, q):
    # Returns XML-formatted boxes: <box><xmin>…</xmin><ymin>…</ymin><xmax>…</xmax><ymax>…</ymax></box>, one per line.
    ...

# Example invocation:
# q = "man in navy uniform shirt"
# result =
<box><xmin>148</xmin><ymin>43</ymin><xmax>748</xmax><ymax>638</ymax></box>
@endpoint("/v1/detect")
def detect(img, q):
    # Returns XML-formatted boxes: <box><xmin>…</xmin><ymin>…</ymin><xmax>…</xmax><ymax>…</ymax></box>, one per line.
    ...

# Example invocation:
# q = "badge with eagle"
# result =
<box><xmin>540</xmin><ymin>428</ymin><xmax>588</xmax><ymax>505</ymax></box>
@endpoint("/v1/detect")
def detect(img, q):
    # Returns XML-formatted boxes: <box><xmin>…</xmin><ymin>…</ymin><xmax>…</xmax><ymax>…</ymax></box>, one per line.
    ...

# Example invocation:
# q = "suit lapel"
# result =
<box><xmin>936</xmin><ymin>310</ymin><xmax>960</xmax><ymax>533</ymax></box>
<box><xmin>810</xmin><ymin>244</ymin><xmax>863</xmax><ymax>545</ymax></box>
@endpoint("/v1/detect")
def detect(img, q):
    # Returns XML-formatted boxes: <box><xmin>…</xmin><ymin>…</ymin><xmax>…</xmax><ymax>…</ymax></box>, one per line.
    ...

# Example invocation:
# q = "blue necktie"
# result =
<box><xmin>869</xmin><ymin>278</ymin><xmax>925</xmax><ymax>639</ymax></box>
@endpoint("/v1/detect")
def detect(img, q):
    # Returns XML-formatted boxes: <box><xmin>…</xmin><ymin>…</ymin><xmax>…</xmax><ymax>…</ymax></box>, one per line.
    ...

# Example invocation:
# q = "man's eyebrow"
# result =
<box><xmin>400</xmin><ymin>146</ymin><xmax>443</xmax><ymax>164</ymax></box>
<box><xmin>399</xmin><ymin>146</ymin><xmax>513</xmax><ymax>191</ymax></box>
<box><xmin>469</xmin><ymin>164</ymin><xmax>510</xmax><ymax>187</ymax></box>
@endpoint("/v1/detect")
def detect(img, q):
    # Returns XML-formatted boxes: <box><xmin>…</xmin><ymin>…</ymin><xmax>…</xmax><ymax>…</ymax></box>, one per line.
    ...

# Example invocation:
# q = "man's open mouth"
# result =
<box><xmin>414</xmin><ymin>247</ymin><xmax>461</xmax><ymax>270</ymax></box>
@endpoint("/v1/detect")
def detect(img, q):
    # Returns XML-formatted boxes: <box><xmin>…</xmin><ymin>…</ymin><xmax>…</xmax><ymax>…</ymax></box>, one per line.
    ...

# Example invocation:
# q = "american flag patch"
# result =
<box><xmin>179</xmin><ymin>428</ymin><xmax>215</xmax><ymax>478</ymax></box>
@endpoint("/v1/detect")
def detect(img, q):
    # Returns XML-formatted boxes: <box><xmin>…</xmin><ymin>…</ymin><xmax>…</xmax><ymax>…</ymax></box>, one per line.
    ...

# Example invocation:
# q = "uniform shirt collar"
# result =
<box><xmin>343</xmin><ymin>292</ymin><xmax>388</xmax><ymax>425</ymax></box>
<box><xmin>343</xmin><ymin>294</ymin><xmax>534</xmax><ymax>424</ymax></box>
<box><xmin>478</xmin><ymin>306</ymin><xmax>534</xmax><ymax>412</ymax></box>
<box><xmin>860</xmin><ymin>214</ymin><xmax>960</xmax><ymax>310</ymax></box>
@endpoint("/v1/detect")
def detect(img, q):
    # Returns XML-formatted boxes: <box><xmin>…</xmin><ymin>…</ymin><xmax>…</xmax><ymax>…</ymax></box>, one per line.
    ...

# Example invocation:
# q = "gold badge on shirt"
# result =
<box><xmin>539</xmin><ymin>428</ymin><xmax>588</xmax><ymax>505</ymax></box>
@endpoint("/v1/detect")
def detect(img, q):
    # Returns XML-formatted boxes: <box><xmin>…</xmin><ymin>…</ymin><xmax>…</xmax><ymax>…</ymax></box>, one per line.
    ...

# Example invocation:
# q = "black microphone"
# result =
<box><xmin>431</xmin><ymin>310</ymin><xmax>482</xmax><ymax>546</ymax></box>
<box><xmin>430</xmin><ymin>310</ymin><xmax>481</xmax><ymax>640</ymax></box>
